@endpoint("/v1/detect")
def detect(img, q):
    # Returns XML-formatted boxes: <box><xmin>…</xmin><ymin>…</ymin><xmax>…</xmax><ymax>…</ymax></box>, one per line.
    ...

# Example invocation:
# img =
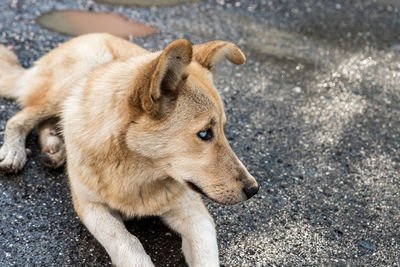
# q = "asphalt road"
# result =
<box><xmin>0</xmin><ymin>0</ymin><xmax>399</xmax><ymax>266</ymax></box>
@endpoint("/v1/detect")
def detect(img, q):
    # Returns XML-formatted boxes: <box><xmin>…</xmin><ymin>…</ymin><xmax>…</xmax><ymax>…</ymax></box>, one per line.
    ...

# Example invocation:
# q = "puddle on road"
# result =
<box><xmin>94</xmin><ymin>0</ymin><xmax>199</xmax><ymax>7</ymax></box>
<box><xmin>36</xmin><ymin>10</ymin><xmax>157</xmax><ymax>39</ymax></box>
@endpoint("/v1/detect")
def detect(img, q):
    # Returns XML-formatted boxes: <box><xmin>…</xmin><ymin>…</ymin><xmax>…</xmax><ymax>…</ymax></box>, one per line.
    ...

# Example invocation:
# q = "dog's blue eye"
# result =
<box><xmin>197</xmin><ymin>128</ymin><xmax>213</xmax><ymax>141</ymax></box>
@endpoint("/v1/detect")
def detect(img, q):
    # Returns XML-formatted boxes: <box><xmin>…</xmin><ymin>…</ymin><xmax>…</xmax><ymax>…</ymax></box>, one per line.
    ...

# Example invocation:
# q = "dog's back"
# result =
<box><xmin>0</xmin><ymin>33</ymin><xmax>148</xmax><ymax>110</ymax></box>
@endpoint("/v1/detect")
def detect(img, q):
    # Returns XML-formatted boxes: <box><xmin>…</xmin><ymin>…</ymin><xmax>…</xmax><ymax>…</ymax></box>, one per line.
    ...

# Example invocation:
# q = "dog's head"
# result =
<box><xmin>126</xmin><ymin>39</ymin><xmax>259</xmax><ymax>205</ymax></box>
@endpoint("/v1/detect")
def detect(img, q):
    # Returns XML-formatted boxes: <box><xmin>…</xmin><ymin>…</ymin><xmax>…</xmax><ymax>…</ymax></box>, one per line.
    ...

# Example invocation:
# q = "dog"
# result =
<box><xmin>0</xmin><ymin>33</ymin><xmax>259</xmax><ymax>267</ymax></box>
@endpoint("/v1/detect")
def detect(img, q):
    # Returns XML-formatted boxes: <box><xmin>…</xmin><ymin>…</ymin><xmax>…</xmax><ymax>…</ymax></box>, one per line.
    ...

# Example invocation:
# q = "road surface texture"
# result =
<box><xmin>0</xmin><ymin>0</ymin><xmax>399</xmax><ymax>266</ymax></box>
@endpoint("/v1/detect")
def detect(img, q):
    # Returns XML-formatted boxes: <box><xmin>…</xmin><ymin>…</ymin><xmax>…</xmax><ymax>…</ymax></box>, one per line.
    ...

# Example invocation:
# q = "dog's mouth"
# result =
<box><xmin>186</xmin><ymin>181</ymin><xmax>208</xmax><ymax>197</ymax></box>
<box><xmin>185</xmin><ymin>181</ymin><xmax>242</xmax><ymax>205</ymax></box>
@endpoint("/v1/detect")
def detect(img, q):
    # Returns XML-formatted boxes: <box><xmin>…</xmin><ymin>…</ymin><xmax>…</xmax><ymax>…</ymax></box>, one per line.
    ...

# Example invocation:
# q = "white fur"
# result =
<box><xmin>82</xmin><ymin>202</ymin><xmax>154</xmax><ymax>267</ymax></box>
<box><xmin>162</xmin><ymin>190</ymin><xmax>219</xmax><ymax>267</ymax></box>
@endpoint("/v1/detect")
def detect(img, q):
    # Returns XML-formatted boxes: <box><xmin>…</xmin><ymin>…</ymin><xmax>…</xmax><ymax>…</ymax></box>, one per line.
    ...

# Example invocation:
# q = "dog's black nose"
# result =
<box><xmin>243</xmin><ymin>185</ymin><xmax>259</xmax><ymax>199</ymax></box>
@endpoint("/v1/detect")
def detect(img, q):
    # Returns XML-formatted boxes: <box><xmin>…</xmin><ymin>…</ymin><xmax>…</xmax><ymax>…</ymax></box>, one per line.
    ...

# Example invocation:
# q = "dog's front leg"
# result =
<box><xmin>73</xmin><ymin>196</ymin><xmax>154</xmax><ymax>267</ymax></box>
<box><xmin>162</xmin><ymin>190</ymin><xmax>219</xmax><ymax>267</ymax></box>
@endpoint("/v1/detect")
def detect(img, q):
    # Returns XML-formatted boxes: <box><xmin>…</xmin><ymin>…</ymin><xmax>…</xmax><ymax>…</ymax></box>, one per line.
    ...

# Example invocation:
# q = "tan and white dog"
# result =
<box><xmin>0</xmin><ymin>33</ymin><xmax>259</xmax><ymax>267</ymax></box>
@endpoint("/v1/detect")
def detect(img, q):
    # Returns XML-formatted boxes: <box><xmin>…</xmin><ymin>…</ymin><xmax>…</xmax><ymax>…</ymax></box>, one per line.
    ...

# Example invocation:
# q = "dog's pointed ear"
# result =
<box><xmin>193</xmin><ymin>41</ymin><xmax>245</xmax><ymax>70</ymax></box>
<box><xmin>141</xmin><ymin>39</ymin><xmax>192</xmax><ymax>114</ymax></box>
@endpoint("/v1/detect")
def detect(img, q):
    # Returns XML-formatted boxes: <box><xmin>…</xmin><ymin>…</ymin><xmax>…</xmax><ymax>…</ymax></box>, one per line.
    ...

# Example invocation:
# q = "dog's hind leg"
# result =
<box><xmin>161</xmin><ymin>191</ymin><xmax>219</xmax><ymax>267</ymax></box>
<box><xmin>0</xmin><ymin>45</ymin><xmax>25</xmax><ymax>101</ymax></box>
<box><xmin>0</xmin><ymin>105</ymin><xmax>51</xmax><ymax>173</ymax></box>
<box><xmin>38</xmin><ymin>118</ymin><xmax>65</xmax><ymax>169</ymax></box>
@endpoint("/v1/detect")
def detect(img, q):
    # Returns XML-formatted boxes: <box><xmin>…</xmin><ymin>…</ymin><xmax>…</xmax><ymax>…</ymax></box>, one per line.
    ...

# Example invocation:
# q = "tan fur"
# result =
<box><xmin>193</xmin><ymin>40</ymin><xmax>246</xmax><ymax>70</ymax></box>
<box><xmin>0</xmin><ymin>33</ymin><xmax>258</xmax><ymax>266</ymax></box>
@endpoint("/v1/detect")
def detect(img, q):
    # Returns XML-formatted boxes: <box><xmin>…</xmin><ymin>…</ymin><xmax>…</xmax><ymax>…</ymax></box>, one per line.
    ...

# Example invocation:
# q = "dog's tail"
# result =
<box><xmin>0</xmin><ymin>45</ymin><xmax>25</xmax><ymax>100</ymax></box>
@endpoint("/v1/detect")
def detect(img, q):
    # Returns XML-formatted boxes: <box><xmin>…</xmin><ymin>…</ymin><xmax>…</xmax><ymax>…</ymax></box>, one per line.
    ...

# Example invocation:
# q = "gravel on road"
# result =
<box><xmin>0</xmin><ymin>0</ymin><xmax>399</xmax><ymax>266</ymax></box>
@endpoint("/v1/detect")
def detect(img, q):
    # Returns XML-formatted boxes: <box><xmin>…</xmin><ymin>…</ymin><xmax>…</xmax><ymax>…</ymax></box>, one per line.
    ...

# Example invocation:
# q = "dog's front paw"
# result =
<box><xmin>0</xmin><ymin>144</ymin><xmax>27</xmax><ymax>173</ymax></box>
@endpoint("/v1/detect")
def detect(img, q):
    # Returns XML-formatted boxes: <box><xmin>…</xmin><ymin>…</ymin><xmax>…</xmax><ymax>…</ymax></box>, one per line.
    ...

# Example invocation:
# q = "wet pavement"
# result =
<box><xmin>1</xmin><ymin>0</ymin><xmax>400</xmax><ymax>266</ymax></box>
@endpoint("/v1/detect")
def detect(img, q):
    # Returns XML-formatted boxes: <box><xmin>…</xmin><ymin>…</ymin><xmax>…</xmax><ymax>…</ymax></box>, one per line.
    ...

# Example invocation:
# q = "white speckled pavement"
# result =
<box><xmin>0</xmin><ymin>0</ymin><xmax>399</xmax><ymax>266</ymax></box>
